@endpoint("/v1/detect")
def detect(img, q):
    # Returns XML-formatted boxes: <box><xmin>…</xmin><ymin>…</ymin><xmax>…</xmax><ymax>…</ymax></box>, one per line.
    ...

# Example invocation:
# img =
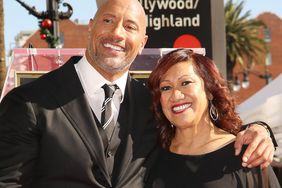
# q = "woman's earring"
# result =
<box><xmin>171</xmin><ymin>124</ymin><xmax>174</xmax><ymax>128</ymax></box>
<box><xmin>209</xmin><ymin>100</ymin><xmax>219</xmax><ymax>121</ymax></box>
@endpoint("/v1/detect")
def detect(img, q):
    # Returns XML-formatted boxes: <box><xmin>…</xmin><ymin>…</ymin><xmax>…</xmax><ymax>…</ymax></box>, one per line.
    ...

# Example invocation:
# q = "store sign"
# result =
<box><xmin>139</xmin><ymin>0</ymin><xmax>212</xmax><ymax>57</ymax></box>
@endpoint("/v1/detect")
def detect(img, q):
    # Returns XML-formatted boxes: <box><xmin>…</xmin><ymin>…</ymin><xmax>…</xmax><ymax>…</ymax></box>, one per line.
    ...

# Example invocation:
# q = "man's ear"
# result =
<box><xmin>138</xmin><ymin>35</ymin><xmax>148</xmax><ymax>54</ymax></box>
<box><xmin>88</xmin><ymin>18</ymin><xmax>94</xmax><ymax>32</ymax></box>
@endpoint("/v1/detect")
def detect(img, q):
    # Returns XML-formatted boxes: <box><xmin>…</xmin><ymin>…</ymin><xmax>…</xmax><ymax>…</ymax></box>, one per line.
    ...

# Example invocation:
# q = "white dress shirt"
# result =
<box><xmin>74</xmin><ymin>55</ymin><xmax>128</xmax><ymax>124</ymax></box>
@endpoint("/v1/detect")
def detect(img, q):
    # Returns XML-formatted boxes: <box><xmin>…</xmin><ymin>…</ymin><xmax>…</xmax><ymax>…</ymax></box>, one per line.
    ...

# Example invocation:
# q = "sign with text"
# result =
<box><xmin>140</xmin><ymin>0</ymin><xmax>212</xmax><ymax>57</ymax></box>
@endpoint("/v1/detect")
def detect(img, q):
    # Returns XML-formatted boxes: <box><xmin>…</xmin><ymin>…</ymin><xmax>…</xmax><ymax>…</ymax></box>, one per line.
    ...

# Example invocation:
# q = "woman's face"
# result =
<box><xmin>159</xmin><ymin>61</ymin><xmax>210</xmax><ymax>129</ymax></box>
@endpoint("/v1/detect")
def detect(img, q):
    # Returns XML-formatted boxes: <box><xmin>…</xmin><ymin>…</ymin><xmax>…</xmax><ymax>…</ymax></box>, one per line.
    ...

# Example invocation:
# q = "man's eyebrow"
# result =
<box><xmin>125</xmin><ymin>17</ymin><xmax>140</xmax><ymax>28</ymax></box>
<box><xmin>101</xmin><ymin>13</ymin><xmax>116</xmax><ymax>18</ymax></box>
<box><xmin>126</xmin><ymin>19</ymin><xmax>138</xmax><ymax>26</ymax></box>
<box><xmin>100</xmin><ymin>13</ymin><xmax>140</xmax><ymax>29</ymax></box>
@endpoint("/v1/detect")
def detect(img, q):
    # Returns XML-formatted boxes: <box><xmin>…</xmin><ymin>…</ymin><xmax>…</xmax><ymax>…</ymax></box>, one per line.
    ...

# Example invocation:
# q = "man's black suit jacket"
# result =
<box><xmin>0</xmin><ymin>57</ymin><xmax>157</xmax><ymax>188</ymax></box>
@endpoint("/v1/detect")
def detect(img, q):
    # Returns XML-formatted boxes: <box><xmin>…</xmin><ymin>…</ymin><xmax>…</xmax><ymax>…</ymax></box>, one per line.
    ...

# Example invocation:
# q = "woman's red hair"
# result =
<box><xmin>148</xmin><ymin>48</ymin><xmax>242</xmax><ymax>150</ymax></box>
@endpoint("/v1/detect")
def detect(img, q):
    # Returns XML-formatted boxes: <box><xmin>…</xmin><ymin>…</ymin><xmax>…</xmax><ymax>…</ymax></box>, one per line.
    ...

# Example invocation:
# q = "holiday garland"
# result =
<box><xmin>38</xmin><ymin>0</ymin><xmax>63</xmax><ymax>47</ymax></box>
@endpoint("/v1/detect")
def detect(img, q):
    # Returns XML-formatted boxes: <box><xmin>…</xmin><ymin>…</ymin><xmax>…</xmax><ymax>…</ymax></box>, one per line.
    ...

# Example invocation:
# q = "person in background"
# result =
<box><xmin>145</xmin><ymin>48</ymin><xmax>280</xmax><ymax>188</ymax></box>
<box><xmin>0</xmin><ymin>0</ymin><xmax>277</xmax><ymax>187</ymax></box>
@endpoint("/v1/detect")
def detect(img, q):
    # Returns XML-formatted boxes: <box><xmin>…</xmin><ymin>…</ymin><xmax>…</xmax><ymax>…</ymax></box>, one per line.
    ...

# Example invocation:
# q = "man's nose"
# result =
<box><xmin>111</xmin><ymin>23</ymin><xmax>125</xmax><ymax>40</ymax></box>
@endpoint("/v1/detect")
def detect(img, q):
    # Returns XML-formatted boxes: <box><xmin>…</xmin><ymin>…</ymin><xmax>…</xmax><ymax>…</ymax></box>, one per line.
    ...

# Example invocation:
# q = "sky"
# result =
<box><xmin>3</xmin><ymin>0</ymin><xmax>282</xmax><ymax>56</ymax></box>
<box><xmin>4</xmin><ymin>0</ymin><xmax>97</xmax><ymax>52</ymax></box>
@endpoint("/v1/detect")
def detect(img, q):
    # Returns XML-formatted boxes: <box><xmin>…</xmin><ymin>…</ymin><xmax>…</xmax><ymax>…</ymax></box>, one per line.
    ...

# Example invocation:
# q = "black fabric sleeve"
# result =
<box><xmin>0</xmin><ymin>90</ymin><xmax>40</xmax><ymax>187</ymax></box>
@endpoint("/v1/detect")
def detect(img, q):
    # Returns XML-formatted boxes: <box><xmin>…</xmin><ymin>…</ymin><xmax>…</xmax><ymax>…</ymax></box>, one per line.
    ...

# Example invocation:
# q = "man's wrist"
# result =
<box><xmin>247</xmin><ymin>123</ymin><xmax>271</xmax><ymax>137</ymax></box>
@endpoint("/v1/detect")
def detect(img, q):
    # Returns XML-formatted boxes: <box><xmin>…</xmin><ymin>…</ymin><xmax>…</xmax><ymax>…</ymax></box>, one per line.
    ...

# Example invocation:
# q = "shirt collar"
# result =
<box><xmin>76</xmin><ymin>55</ymin><xmax>127</xmax><ymax>101</ymax></box>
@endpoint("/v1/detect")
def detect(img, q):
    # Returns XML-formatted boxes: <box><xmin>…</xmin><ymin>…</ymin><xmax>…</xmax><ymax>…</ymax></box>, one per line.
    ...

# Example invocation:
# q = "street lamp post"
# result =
<box><xmin>231</xmin><ymin>27</ymin><xmax>272</xmax><ymax>92</ymax></box>
<box><xmin>232</xmin><ymin>69</ymin><xmax>272</xmax><ymax>92</ymax></box>
<box><xmin>15</xmin><ymin>0</ymin><xmax>73</xmax><ymax>48</ymax></box>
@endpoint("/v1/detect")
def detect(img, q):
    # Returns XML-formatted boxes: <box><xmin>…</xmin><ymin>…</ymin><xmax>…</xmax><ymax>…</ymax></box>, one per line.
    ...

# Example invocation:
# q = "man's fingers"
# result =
<box><xmin>244</xmin><ymin>137</ymin><xmax>274</xmax><ymax>168</ymax></box>
<box><xmin>247</xmin><ymin>142</ymin><xmax>273</xmax><ymax>168</ymax></box>
<box><xmin>241</xmin><ymin>134</ymin><xmax>260</xmax><ymax>164</ymax></box>
<box><xmin>261</xmin><ymin>148</ymin><xmax>274</xmax><ymax>169</ymax></box>
<box><xmin>234</xmin><ymin>131</ymin><xmax>245</xmax><ymax>156</ymax></box>
<box><xmin>246</xmin><ymin>138</ymin><xmax>268</xmax><ymax>164</ymax></box>
<box><xmin>245</xmin><ymin>138</ymin><xmax>271</xmax><ymax>167</ymax></box>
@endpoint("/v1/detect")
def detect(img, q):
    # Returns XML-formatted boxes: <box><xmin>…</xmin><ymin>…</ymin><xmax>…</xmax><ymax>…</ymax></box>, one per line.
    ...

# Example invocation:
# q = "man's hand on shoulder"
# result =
<box><xmin>234</xmin><ymin>124</ymin><xmax>274</xmax><ymax>169</ymax></box>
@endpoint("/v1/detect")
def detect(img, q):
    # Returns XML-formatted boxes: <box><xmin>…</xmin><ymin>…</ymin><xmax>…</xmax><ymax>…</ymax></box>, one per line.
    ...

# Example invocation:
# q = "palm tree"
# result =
<box><xmin>0</xmin><ymin>0</ymin><xmax>7</xmax><ymax>93</ymax></box>
<box><xmin>225</xmin><ymin>0</ymin><xmax>267</xmax><ymax>82</ymax></box>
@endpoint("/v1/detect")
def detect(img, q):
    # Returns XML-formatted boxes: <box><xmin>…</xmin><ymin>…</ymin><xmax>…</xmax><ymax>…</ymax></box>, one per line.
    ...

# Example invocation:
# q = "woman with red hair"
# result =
<box><xmin>145</xmin><ymin>48</ymin><xmax>280</xmax><ymax>188</ymax></box>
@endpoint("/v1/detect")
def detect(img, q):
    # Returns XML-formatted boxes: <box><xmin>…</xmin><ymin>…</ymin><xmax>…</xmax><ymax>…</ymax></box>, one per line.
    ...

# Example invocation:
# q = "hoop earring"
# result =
<box><xmin>209</xmin><ymin>100</ymin><xmax>219</xmax><ymax>121</ymax></box>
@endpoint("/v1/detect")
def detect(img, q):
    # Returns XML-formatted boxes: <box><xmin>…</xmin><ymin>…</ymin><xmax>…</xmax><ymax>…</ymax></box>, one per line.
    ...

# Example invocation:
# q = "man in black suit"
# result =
<box><xmin>0</xmin><ymin>0</ymin><xmax>276</xmax><ymax>187</ymax></box>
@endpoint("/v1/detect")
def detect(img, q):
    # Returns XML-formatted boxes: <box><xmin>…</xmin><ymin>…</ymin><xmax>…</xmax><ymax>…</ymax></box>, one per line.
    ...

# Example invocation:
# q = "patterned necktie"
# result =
<box><xmin>101</xmin><ymin>84</ymin><xmax>118</xmax><ymax>135</ymax></box>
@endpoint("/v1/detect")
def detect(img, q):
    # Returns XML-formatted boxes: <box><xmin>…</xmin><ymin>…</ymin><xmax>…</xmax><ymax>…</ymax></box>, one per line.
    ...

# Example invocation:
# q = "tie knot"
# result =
<box><xmin>102</xmin><ymin>84</ymin><xmax>118</xmax><ymax>99</ymax></box>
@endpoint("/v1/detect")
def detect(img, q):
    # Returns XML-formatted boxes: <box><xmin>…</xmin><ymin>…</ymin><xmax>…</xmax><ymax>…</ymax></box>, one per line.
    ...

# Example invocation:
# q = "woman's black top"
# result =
<box><xmin>145</xmin><ymin>142</ymin><xmax>280</xmax><ymax>188</ymax></box>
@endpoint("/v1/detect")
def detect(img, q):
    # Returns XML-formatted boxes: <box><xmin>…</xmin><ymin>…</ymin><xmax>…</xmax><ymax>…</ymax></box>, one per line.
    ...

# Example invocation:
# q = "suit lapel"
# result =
<box><xmin>60</xmin><ymin>95</ymin><xmax>110</xmax><ymax>179</ymax></box>
<box><xmin>49</xmin><ymin>58</ymin><xmax>111</xmax><ymax>185</ymax></box>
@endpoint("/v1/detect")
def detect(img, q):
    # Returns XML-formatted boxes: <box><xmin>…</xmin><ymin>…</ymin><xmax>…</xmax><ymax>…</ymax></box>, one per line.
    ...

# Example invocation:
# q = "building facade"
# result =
<box><xmin>233</xmin><ymin>13</ymin><xmax>282</xmax><ymax>103</ymax></box>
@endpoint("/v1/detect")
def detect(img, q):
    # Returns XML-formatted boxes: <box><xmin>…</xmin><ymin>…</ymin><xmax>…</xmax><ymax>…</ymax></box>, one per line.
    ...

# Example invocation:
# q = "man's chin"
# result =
<box><xmin>102</xmin><ymin>63</ymin><xmax>131</xmax><ymax>73</ymax></box>
<box><xmin>105</xmin><ymin>57</ymin><xmax>130</xmax><ymax>65</ymax></box>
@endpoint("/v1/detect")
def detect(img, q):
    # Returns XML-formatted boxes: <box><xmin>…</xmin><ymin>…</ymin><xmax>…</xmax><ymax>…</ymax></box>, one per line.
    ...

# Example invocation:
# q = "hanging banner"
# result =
<box><xmin>139</xmin><ymin>0</ymin><xmax>212</xmax><ymax>57</ymax></box>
